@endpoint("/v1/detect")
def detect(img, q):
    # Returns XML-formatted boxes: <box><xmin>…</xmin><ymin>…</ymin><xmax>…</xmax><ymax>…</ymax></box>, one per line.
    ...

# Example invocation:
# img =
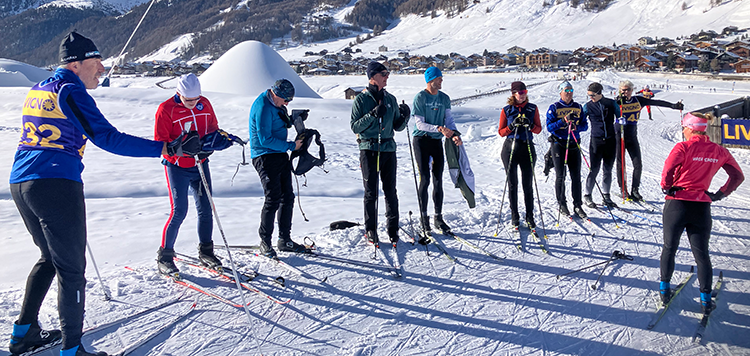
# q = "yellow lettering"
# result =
<box><xmin>22</xmin><ymin>122</ymin><xmax>39</xmax><ymax>146</ymax></box>
<box><xmin>740</xmin><ymin>124</ymin><xmax>750</xmax><ymax>140</ymax></box>
<box><xmin>724</xmin><ymin>124</ymin><xmax>737</xmax><ymax>140</ymax></box>
<box><xmin>38</xmin><ymin>124</ymin><xmax>64</xmax><ymax>149</ymax></box>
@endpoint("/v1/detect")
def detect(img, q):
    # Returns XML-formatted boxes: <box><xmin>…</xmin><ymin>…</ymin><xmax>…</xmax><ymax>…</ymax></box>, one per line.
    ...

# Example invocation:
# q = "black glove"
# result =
<box><xmin>166</xmin><ymin>130</ymin><xmax>200</xmax><ymax>157</ymax></box>
<box><xmin>705</xmin><ymin>190</ymin><xmax>724</xmax><ymax>202</ymax></box>
<box><xmin>510</xmin><ymin>116</ymin><xmax>529</xmax><ymax>130</ymax></box>
<box><xmin>370</xmin><ymin>101</ymin><xmax>387</xmax><ymax>118</ymax></box>
<box><xmin>399</xmin><ymin>103</ymin><xmax>410</xmax><ymax>121</ymax></box>
<box><xmin>671</xmin><ymin>102</ymin><xmax>684</xmax><ymax>110</ymax></box>
<box><xmin>278</xmin><ymin>107</ymin><xmax>292</xmax><ymax>128</ymax></box>
<box><xmin>662</xmin><ymin>186</ymin><xmax>684</xmax><ymax>197</ymax></box>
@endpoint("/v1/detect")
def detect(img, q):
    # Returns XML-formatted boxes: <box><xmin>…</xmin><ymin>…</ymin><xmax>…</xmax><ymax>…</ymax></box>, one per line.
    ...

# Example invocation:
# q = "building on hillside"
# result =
<box><xmin>716</xmin><ymin>51</ymin><xmax>742</xmax><ymax>71</ymax></box>
<box><xmin>507</xmin><ymin>46</ymin><xmax>526</xmax><ymax>54</ymax></box>
<box><xmin>635</xmin><ymin>55</ymin><xmax>663</xmax><ymax>71</ymax></box>
<box><xmin>728</xmin><ymin>45</ymin><xmax>750</xmax><ymax>58</ymax></box>
<box><xmin>674</xmin><ymin>53</ymin><xmax>700</xmax><ymax>71</ymax></box>
<box><xmin>345</xmin><ymin>86</ymin><xmax>366</xmax><ymax>99</ymax></box>
<box><xmin>638</xmin><ymin>37</ymin><xmax>655</xmax><ymax>46</ymax></box>
<box><xmin>734</xmin><ymin>59</ymin><xmax>750</xmax><ymax>73</ymax></box>
<box><xmin>379</xmin><ymin>45</ymin><xmax>388</xmax><ymax>52</ymax></box>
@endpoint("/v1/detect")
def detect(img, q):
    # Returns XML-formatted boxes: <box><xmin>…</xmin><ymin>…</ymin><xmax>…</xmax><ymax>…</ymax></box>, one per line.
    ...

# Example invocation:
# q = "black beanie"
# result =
<box><xmin>587</xmin><ymin>82</ymin><xmax>603</xmax><ymax>94</ymax></box>
<box><xmin>367</xmin><ymin>61</ymin><xmax>387</xmax><ymax>79</ymax></box>
<box><xmin>510</xmin><ymin>81</ymin><xmax>526</xmax><ymax>92</ymax></box>
<box><xmin>60</xmin><ymin>31</ymin><xmax>101</xmax><ymax>64</ymax></box>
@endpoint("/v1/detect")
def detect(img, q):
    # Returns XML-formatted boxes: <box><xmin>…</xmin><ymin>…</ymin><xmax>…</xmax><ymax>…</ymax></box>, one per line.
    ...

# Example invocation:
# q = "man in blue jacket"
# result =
<box><xmin>249</xmin><ymin>79</ymin><xmax>306</xmax><ymax>258</ymax></box>
<box><xmin>8</xmin><ymin>32</ymin><xmax>199</xmax><ymax>356</ymax></box>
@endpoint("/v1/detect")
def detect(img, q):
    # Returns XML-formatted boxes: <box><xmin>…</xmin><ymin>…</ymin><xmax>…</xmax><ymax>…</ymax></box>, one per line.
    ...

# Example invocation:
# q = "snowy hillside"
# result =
<box><xmin>282</xmin><ymin>0</ymin><xmax>750</xmax><ymax>60</ymax></box>
<box><xmin>0</xmin><ymin>68</ymin><xmax>749</xmax><ymax>355</ymax></box>
<box><xmin>2</xmin><ymin>0</ymin><xmax>150</xmax><ymax>16</ymax></box>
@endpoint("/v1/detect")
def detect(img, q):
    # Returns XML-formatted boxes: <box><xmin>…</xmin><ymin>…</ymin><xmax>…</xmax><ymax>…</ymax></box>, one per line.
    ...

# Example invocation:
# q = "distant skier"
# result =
<box><xmin>350</xmin><ymin>61</ymin><xmax>410</xmax><ymax>244</ymax></box>
<box><xmin>154</xmin><ymin>73</ymin><xmax>243</xmax><ymax>275</ymax></box>
<box><xmin>546</xmin><ymin>81</ymin><xmax>589</xmax><ymax>219</ymax></box>
<box><xmin>582</xmin><ymin>82</ymin><xmax>620</xmax><ymax>209</ymax></box>
<box><xmin>9</xmin><ymin>31</ymin><xmax>199</xmax><ymax>356</ymax></box>
<box><xmin>615</xmin><ymin>80</ymin><xmax>684</xmax><ymax>202</ymax></box>
<box><xmin>636</xmin><ymin>85</ymin><xmax>655</xmax><ymax>120</ymax></box>
<box><xmin>249</xmin><ymin>79</ymin><xmax>308</xmax><ymax>258</ymax></box>
<box><xmin>411</xmin><ymin>67</ymin><xmax>463</xmax><ymax>239</ymax></box>
<box><xmin>659</xmin><ymin>112</ymin><xmax>744</xmax><ymax>313</ymax></box>
<box><xmin>498</xmin><ymin>81</ymin><xmax>542</xmax><ymax>228</ymax></box>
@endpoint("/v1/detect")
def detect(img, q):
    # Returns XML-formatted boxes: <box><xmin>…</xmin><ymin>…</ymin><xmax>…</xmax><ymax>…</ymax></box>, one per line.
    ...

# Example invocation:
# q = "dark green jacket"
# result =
<box><xmin>350</xmin><ymin>89</ymin><xmax>407</xmax><ymax>152</ymax></box>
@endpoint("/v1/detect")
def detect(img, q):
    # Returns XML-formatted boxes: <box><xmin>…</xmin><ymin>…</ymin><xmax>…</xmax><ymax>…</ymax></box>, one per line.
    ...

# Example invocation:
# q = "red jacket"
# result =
<box><xmin>661</xmin><ymin>135</ymin><xmax>744</xmax><ymax>202</ymax></box>
<box><xmin>155</xmin><ymin>95</ymin><xmax>219</xmax><ymax>168</ymax></box>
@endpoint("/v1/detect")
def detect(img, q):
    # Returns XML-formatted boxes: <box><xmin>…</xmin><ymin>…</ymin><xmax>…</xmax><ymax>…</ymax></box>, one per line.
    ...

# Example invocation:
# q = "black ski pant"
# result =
<box><xmin>11</xmin><ymin>178</ymin><xmax>87</xmax><ymax>350</ymax></box>
<box><xmin>253</xmin><ymin>153</ymin><xmax>295</xmax><ymax>245</ymax></box>
<box><xmin>501</xmin><ymin>138</ymin><xmax>536</xmax><ymax>221</ymax></box>
<box><xmin>661</xmin><ymin>199</ymin><xmax>713</xmax><ymax>294</ymax></box>
<box><xmin>616</xmin><ymin>135</ymin><xmax>643</xmax><ymax>192</ymax></box>
<box><xmin>413</xmin><ymin>135</ymin><xmax>445</xmax><ymax>216</ymax></box>
<box><xmin>585</xmin><ymin>137</ymin><xmax>616</xmax><ymax>197</ymax></box>
<box><xmin>552</xmin><ymin>141</ymin><xmax>583</xmax><ymax>207</ymax></box>
<box><xmin>360</xmin><ymin>150</ymin><xmax>399</xmax><ymax>235</ymax></box>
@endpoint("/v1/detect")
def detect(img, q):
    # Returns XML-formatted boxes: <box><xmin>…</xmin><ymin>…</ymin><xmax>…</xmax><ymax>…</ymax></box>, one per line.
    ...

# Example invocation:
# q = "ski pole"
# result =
<box><xmin>569</xmin><ymin>129</ymin><xmax>620</xmax><ymax>228</ymax></box>
<box><xmin>406</xmin><ymin>116</ymin><xmax>430</xmax><ymax>249</ymax></box>
<box><xmin>184</xmin><ymin>122</ymin><xmax>263</xmax><ymax>355</ymax></box>
<box><xmin>556</xmin><ymin>122</ymin><xmax>573</xmax><ymax>227</ymax></box>
<box><xmin>102</xmin><ymin>0</ymin><xmax>157</xmax><ymax>86</ymax></box>
<box><xmin>85</xmin><ymin>241</ymin><xmax>111</xmax><ymax>301</ymax></box>
<box><xmin>591</xmin><ymin>250</ymin><xmax>633</xmax><ymax>290</ymax></box>
<box><xmin>493</xmin><ymin>125</ymin><xmax>520</xmax><ymax>236</ymax></box>
<box><xmin>524</xmin><ymin>122</ymin><xmax>548</xmax><ymax>240</ymax></box>
<box><xmin>618</xmin><ymin>97</ymin><xmax>628</xmax><ymax>203</ymax></box>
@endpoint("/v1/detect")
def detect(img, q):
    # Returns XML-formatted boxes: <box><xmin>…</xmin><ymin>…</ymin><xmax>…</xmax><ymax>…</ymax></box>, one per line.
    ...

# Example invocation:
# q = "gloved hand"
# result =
<box><xmin>672</xmin><ymin>102</ymin><xmax>684</xmax><ymax>110</ymax></box>
<box><xmin>510</xmin><ymin>116</ymin><xmax>529</xmax><ymax>130</ymax></box>
<box><xmin>705</xmin><ymin>190</ymin><xmax>725</xmax><ymax>202</ymax></box>
<box><xmin>398</xmin><ymin>103</ymin><xmax>410</xmax><ymax>121</ymax></box>
<box><xmin>617</xmin><ymin>117</ymin><xmax>627</xmax><ymax>125</ymax></box>
<box><xmin>662</xmin><ymin>186</ymin><xmax>684</xmax><ymax>197</ymax></box>
<box><xmin>370</xmin><ymin>100</ymin><xmax>387</xmax><ymax>118</ymax></box>
<box><xmin>166</xmin><ymin>130</ymin><xmax>200</xmax><ymax>157</ymax></box>
<box><xmin>278</xmin><ymin>106</ymin><xmax>292</xmax><ymax>128</ymax></box>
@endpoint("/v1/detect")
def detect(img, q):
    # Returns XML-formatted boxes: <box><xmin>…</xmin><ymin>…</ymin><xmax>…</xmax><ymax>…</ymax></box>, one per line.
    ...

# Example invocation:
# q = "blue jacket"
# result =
<box><xmin>249</xmin><ymin>90</ymin><xmax>296</xmax><ymax>158</ymax></box>
<box><xmin>10</xmin><ymin>68</ymin><xmax>163</xmax><ymax>184</ymax></box>
<box><xmin>546</xmin><ymin>99</ymin><xmax>588</xmax><ymax>142</ymax></box>
<box><xmin>583</xmin><ymin>97</ymin><xmax>620</xmax><ymax>141</ymax></box>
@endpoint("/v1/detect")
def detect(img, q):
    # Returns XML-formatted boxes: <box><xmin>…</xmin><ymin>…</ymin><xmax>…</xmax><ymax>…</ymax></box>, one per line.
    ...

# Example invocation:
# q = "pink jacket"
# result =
<box><xmin>661</xmin><ymin>135</ymin><xmax>744</xmax><ymax>202</ymax></box>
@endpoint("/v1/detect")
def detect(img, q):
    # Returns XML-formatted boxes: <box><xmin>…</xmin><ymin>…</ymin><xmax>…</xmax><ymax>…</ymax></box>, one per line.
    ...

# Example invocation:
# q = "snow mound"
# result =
<box><xmin>0</xmin><ymin>58</ymin><xmax>53</xmax><ymax>87</ymax></box>
<box><xmin>199</xmin><ymin>41</ymin><xmax>320</xmax><ymax>99</ymax></box>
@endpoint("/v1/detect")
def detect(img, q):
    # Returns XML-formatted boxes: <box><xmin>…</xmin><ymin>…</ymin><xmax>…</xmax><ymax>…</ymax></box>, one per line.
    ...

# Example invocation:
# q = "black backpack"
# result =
<box><xmin>290</xmin><ymin>128</ymin><xmax>326</xmax><ymax>175</ymax></box>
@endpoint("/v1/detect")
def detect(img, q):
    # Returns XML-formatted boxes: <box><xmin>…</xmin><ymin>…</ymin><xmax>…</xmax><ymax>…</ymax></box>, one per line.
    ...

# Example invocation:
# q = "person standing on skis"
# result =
<box><xmin>582</xmin><ymin>82</ymin><xmax>620</xmax><ymax>209</ymax></box>
<box><xmin>154</xmin><ymin>73</ymin><xmax>243</xmax><ymax>275</ymax></box>
<box><xmin>615</xmin><ymin>80</ymin><xmax>684</xmax><ymax>202</ymax></box>
<box><xmin>350</xmin><ymin>61</ymin><xmax>410</xmax><ymax>245</ymax></box>
<box><xmin>659</xmin><ymin>112</ymin><xmax>744</xmax><ymax>313</ymax></box>
<box><xmin>498</xmin><ymin>81</ymin><xmax>542</xmax><ymax>228</ymax></box>
<box><xmin>546</xmin><ymin>81</ymin><xmax>588</xmax><ymax>219</ymax></box>
<box><xmin>9</xmin><ymin>31</ymin><xmax>199</xmax><ymax>356</ymax></box>
<box><xmin>636</xmin><ymin>85</ymin><xmax>655</xmax><ymax>120</ymax></box>
<box><xmin>249</xmin><ymin>79</ymin><xmax>308</xmax><ymax>258</ymax></box>
<box><xmin>411</xmin><ymin>66</ymin><xmax>462</xmax><ymax>238</ymax></box>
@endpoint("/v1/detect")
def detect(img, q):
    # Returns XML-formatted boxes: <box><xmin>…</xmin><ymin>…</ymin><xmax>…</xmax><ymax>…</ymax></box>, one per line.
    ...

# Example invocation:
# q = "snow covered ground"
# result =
<box><xmin>1</xmin><ymin>71</ymin><xmax>749</xmax><ymax>355</ymax></box>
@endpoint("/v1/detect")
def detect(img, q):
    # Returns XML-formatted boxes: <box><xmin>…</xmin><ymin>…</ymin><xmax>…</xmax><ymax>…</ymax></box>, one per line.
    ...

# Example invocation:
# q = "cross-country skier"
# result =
<box><xmin>582</xmin><ymin>82</ymin><xmax>620</xmax><ymax>209</ymax></box>
<box><xmin>498</xmin><ymin>81</ymin><xmax>542</xmax><ymax>228</ymax></box>
<box><xmin>546</xmin><ymin>81</ymin><xmax>589</xmax><ymax>219</ymax></box>
<box><xmin>249</xmin><ymin>79</ymin><xmax>309</xmax><ymax>258</ymax></box>
<box><xmin>154</xmin><ymin>73</ymin><xmax>243</xmax><ymax>275</ymax></box>
<box><xmin>615</xmin><ymin>80</ymin><xmax>684</xmax><ymax>201</ymax></box>
<box><xmin>636</xmin><ymin>85</ymin><xmax>655</xmax><ymax>120</ymax></box>
<box><xmin>8</xmin><ymin>31</ymin><xmax>199</xmax><ymax>356</ymax></box>
<box><xmin>659</xmin><ymin>112</ymin><xmax>744</xmax><ymax>313</ymax></box>
<box><xmin>411</xmin><ymin>67</ymin><xmax>463</xmax><ymax>239</ymax></box>
<box><xmin>350</xmin><ymin>61</ymin><xmax>410</xmax><ymax>244</ymax></box>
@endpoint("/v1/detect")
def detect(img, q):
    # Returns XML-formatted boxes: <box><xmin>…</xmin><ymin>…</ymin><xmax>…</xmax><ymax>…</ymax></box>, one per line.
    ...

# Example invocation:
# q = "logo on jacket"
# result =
<box><xmin>196</xmin><ymin>103</ymin><xmax>204</xmax><ymax>111</ymax></box>
<box><xmin>42</xmin><ymin>99</ymin><xmax>55</xmax><ymax>111</ymax></box>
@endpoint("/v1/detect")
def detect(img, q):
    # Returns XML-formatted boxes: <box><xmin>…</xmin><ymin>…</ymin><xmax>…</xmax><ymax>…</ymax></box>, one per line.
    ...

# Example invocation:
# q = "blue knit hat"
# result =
<box><xmin>559</xmin><ymin>81</ymin><xmax>573</xmax><ymax>92</ymax></box>
<box><xmin>272</xmin><ymin>79</ymin><xmax>295</xmax><ymax>101</ymax></box>
<box><xmin>425</xmin><ymin>66</ymin><xmax>442</xmax><ymax>83</ymax></box>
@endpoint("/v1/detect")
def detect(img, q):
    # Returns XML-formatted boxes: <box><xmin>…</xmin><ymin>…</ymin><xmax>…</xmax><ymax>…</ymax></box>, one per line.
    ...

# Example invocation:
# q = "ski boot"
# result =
<box><xmin>156</xmin><ymin>247</ymin><xmax>179</xmax><ymax>276</ymax></box>
<box><xmin>525</xmin><ymin>215</ymin><xmax>536</xmax><ymax>229</ymax></box>
<box><xmin>434</xmin><ymin>214</ymin><xmax>451</xmax><ymax>234</ymax></box>
<box><xmin>602</xmin><ymin>194</ymin><xmax>618</xmax><ymax>208</ymax></box>
<box><xmin>198</xmin><ymin>242</ymin><xmax>222</xmax><ymax>270</ymax></box>
<box><xmin>278</xmin><ymin>238</ymin><xmax>310</xmax><ymax>253</ymax></box>
<box><xmin>387</xmin><ymin>225</ymin><xmax>399</xmax><ymax>244</ymax></box>
<box><xmin>659</xmin><ymin>281</ymin><xmax>672</xmax><ymax>305</ymax></box>
<box><xmin>558</xmin><ymin>204</ymin><xmax>571</xmax><ymax>217</ymax></box>
<box><xmin>9</xmin><ymin>321</ymin><xmax>62</xmax><ymax>355</ymax></box>
<box><xmin>365</xmin><ymin>231</ymin><xmax>379</xmax><ymax>245</ymax></box>
<box><xmin>511</xmin><ymin>212</ymin><xmax>520</xmax><ymax>229</ymax></box>
<box><xmin>259</xmin><ymin>237</ymin><xmax>277</xmax><ymax>259</ymax></box>
<box><xmin>573</xmin><ymin>206</ymin><xmax>588</xmax><ymax>220</ymax></box>
<box><xmin>701</xmin><ymin>292</ymin><xmax>715</xmax><ymax>314</ymax></box>
<box><xmin>420</xmin><ymin>215</ymin><xmax>432</xmax><ymax>233</ymax></box>
<box><xmin>630</xmin><ymin>187</ymin><xmax>643</xmax><ymax>202</ymax></box>
<box><xmin>583</xmin><ymin>194</ymin><xmax>596</xmax><ymax>209</ymax></box>
<box><xmin>60</xmin><ymin>345</ymin><xmax>108</xmax><ymax>356</ymax></box>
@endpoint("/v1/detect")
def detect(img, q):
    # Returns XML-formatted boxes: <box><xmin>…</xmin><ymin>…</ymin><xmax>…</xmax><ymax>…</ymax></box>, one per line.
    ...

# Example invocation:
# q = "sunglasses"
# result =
<box><xmin>514</xmin><ymin>90</ymin><xmax>528</xmax><ymax>95</ymax></box>
<box><xmin>563</xmin><ymin>89</ymin><xmax>574</xmax><ymax>93</ymax></box>
<box><xmin>283</xmin><ymin>98</ymin><xmax>292</xmax><ymax>104</ymax></box>
<box><xmin>379</xmin><ymin>71</ymin><xmax>390</xmax><ymax>77</ymax></box>
<box><xmin>588</xmin><ymin>93</ymin><xmax>600</xmax><ymax>98</ymax></box>
<box><xmin>621</xmin><ymin>88</ymin><xmax>632</xmax><ymax>92</ymax></box>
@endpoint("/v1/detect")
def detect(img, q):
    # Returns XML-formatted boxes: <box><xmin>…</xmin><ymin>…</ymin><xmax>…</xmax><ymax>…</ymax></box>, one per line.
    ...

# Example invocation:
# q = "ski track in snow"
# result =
<box><xmin>1</xmin><ymin>71</ymin><xmax>750</xmax><ymax>355</ymax></box>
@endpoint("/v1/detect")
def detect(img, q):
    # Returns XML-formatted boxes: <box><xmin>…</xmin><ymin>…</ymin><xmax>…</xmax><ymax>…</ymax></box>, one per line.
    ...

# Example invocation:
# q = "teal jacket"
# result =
<box><xmin>350</xmin><ymin>89</ymin><xmax>407</xmax><ymax>152</ymax></box>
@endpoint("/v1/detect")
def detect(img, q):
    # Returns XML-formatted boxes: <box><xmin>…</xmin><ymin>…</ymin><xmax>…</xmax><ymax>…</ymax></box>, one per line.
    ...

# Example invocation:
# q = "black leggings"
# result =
<box><xmin>413</xmin><ymin>136</ymin><xmax>445</xmax><ymax>215</ymax></box>
<box><xmin>501</xmin><ymin>138</ymin><xmax>536</xmax><ymax>220</ymax></box>
<box><xmin>552</xmin><ymin>141</ymin><xmax>582</xmax><ymax>207</ymax></box>
<box><xmin>586</xmin><ymin>137</ymin><xmax>616</xmax><ymax>196</ymax></box>
<box><xmin>616</xmin><ymin>135</ymin><xmax>642</xmax><ymax>191</ymax></box>
<box><xmin>360</xmin><ymin>150</ymin><xmax>399</xmax><ymax>234</ymax></box>
<box><xmin>11</xmin><ymin>179</ymin><xmax>87</xmax><ymax>350</ymax></box>
<box><xmin>661</xmin><ymin>199</ymin><xmax>713</xmax><ymax>293</ymax></box>
<box><xmin>252</xmin><ymin>153</ymin><xmax>295</xmax><ymax>244</ymax></box>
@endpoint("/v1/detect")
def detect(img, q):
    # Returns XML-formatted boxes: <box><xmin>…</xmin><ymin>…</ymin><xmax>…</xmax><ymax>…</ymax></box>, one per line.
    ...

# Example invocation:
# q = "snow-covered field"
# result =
<box><xmin>1</xmin><ymin>71</ymin><xmax>749</xmax><ymax>355</ymax></box>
